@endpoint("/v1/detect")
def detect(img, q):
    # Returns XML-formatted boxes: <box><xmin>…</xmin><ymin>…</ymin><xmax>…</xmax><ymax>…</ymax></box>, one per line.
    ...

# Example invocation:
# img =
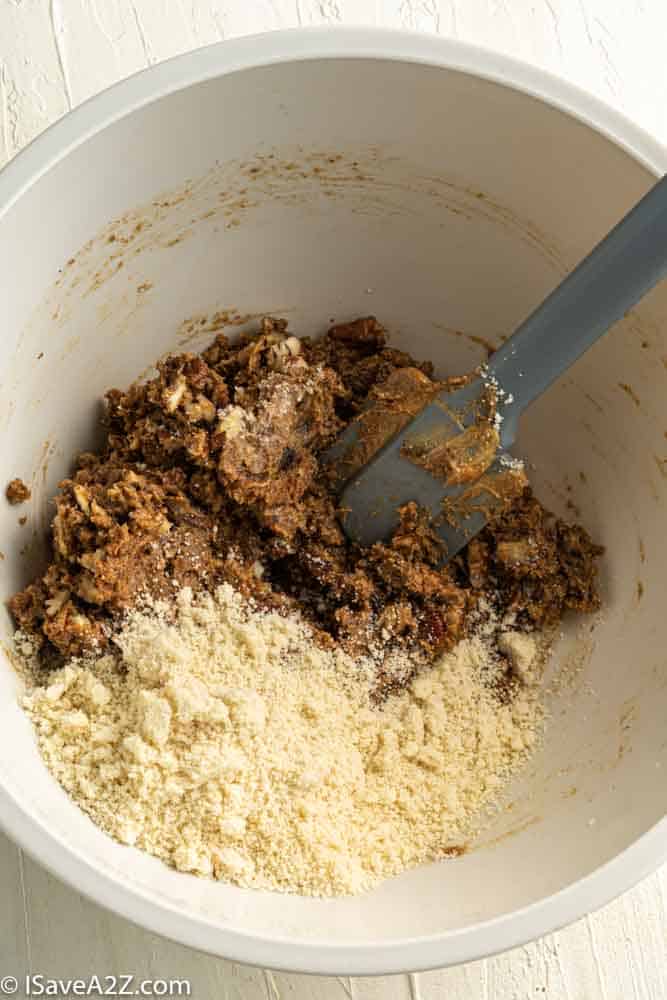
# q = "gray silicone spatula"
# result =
<box><xmin>326</xmin><ymin>173</ymin><xmax>667</xmax><ymax>557</ymax></box>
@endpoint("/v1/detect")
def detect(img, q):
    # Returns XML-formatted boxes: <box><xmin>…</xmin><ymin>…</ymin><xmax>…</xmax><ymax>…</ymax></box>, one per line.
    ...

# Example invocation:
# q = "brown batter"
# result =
<box><xmin>8</xmin><ymin>316</ymin><xmax>603</xmax><ymax>683</ymax></box>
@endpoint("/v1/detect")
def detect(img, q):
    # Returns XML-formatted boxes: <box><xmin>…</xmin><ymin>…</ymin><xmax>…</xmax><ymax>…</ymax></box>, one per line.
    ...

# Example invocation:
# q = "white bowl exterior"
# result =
<box><xmin>0</xmin><ymin>30</ymin><xmax>665</xmax><ymax>974</ymax></box>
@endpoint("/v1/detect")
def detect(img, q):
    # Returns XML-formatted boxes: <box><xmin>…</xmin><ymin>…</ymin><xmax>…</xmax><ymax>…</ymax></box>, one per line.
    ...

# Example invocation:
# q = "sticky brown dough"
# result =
<box><xmin>401</xmin><ymin>384</ymin><xmax>501</xmax><ymax>487</ymax></box>
<box><xmin>326</xmin><ymin>366</ymin><xmax>442</xmax><ymax>487</ymax></box>
<box><xmin>8</xmin><ymin>316</ymin><xmax>603</xmax><ymax>690</ymax></box>
<box><xmin>5</xmin><ymin>478</ymin><xmax>31</xmax><ymax>504</ymax></box>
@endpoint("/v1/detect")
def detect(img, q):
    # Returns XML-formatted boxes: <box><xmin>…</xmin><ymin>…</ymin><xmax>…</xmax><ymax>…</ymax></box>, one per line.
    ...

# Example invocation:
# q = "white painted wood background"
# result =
<box><xmin>1</xmin><ymin>1</ymin><xmax>666</xmax><ymax>997</ymax></box>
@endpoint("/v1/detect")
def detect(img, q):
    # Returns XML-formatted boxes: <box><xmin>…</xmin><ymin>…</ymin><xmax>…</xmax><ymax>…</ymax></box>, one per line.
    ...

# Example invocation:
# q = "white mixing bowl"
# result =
<box><xmin>1</xmin><ymin>28</ymin><xmax>666</xmax><ymax>975</ymax></box>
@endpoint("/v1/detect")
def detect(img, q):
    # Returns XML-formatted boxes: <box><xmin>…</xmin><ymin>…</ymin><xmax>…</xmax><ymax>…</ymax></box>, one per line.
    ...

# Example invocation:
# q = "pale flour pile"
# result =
<box><xmin>21</xmin><ymin>584</ymin><xmax>545</xmax><ymax>896</ymax></box>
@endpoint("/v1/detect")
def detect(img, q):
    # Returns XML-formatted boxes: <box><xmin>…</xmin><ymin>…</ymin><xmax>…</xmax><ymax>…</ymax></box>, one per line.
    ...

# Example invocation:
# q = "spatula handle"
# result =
<box><xmin>489</xmin><ymin>173</ymin><xmax>667</xmax><ymax>438</ymax></box>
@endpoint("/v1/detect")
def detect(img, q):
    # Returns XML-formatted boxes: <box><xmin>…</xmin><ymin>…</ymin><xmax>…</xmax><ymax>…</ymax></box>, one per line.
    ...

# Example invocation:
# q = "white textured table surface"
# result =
<box><xmin>1</xmin><ymin>2</ymin><xmax>666</xmax><ymax>997</ymax></box>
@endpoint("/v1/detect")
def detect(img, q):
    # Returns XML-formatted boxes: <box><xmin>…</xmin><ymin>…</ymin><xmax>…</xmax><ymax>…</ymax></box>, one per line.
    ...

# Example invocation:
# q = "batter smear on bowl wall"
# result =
<box><xmin>8</xmin><ymin>316</ymin><xmax>603</xmax><ymax>895</ymax></box>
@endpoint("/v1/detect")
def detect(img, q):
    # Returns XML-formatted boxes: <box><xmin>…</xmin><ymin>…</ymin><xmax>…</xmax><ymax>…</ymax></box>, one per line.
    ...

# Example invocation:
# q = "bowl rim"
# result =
<box><xmin>1</xmin><ymin>25</ymin><xmax>666</xmax><ymax>976</ymax></box>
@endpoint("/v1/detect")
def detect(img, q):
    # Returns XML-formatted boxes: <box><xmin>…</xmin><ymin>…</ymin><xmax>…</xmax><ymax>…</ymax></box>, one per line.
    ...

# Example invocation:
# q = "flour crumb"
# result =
<box><xmin>498</xmin><ymin>630</ymin><xmax>539</xmax><ymax>684</ymax></box>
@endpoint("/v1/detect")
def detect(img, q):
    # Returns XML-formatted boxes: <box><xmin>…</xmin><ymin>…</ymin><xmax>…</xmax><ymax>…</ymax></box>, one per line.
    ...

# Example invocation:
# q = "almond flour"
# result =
<box><xmin>21</xmin><ymin>583</ymin><xmax>545</xmax><ymax>897</ymax></box>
